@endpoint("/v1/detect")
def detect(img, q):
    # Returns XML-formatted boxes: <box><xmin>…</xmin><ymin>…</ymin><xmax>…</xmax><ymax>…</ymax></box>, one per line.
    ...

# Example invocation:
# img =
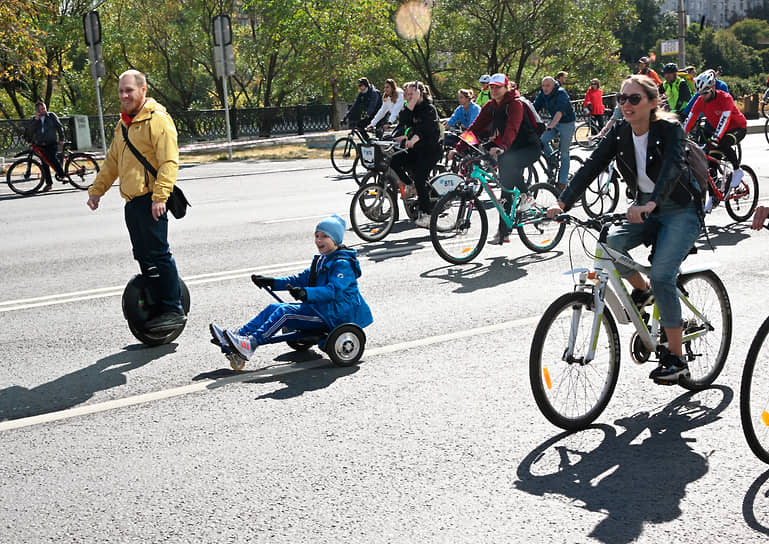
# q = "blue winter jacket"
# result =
<box><xmin>533</xmin><ymin>83</ymin><xmax>576</xmax><ymax>123</ymax></box>
<box><xmin>273</xmin><ymin>248</ymin><xmax>373</xmax><ymax>329</ymax></box>
<box><xmin>447</xmin><ymin>102</ymin><xmax>481</xmax><ymax>129</ymax></box>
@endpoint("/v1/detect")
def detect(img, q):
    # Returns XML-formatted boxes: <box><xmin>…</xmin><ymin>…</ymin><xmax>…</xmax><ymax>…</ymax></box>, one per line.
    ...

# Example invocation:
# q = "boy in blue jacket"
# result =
<box><xmin>210</xmin><ymin>214</ymin><xmax>373</xmax><ymax>364</ymax></box>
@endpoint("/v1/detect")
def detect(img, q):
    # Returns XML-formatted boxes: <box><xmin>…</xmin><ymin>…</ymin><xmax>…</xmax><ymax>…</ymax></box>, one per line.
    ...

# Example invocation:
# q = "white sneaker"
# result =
<box><xmin>517</xmin><ymin>194</ymin><xmax>534</xmax><ymax>213</ymax></box>
<box><xmin>415</xmin><ymin>212</ymin><xmax>430</xmax><ymax>228</ymax></box>
<box><xmin>704</xmin><ymin>195</ymin><xmax>713</xmax><ymax>213</ymax></box>
<box><xmin>730</xmin><ymin>168</ymin><xmax>744</xmax><ymax>188</ymax></box>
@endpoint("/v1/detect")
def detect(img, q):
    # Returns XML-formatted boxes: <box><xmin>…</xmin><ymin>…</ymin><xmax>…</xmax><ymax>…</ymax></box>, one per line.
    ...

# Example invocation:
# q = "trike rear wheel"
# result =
<box><xmin>326</xmin><ymin>324</ymin><xmax>365</xmax><ymax>367</ymax></box>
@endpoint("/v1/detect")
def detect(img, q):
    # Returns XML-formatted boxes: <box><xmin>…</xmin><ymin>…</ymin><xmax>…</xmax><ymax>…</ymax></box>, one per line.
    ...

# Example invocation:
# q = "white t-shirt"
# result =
<box><xmin>632</xmin><ymin>131</ymin><xmax>656</xmax><ymax>194</ymax></box>
<box><xmin>370</xmin><ymin>89</ymin><xmax>405</xmax><ymax>126</ymax></box>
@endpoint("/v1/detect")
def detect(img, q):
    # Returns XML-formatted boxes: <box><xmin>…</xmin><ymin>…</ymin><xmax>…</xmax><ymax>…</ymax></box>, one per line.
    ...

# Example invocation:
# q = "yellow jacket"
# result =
<box><xmin>89</xmin><ymin>98</ymin><xmax>179</xmax><ymax>202</ymax></box>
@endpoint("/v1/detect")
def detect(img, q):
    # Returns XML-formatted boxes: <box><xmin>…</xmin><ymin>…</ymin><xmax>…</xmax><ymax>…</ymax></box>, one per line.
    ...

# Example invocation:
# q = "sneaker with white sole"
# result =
<box><xmin>225</xmin><ymin>330</ymin><xmax>257</xmax><ymax>360</ymax></box>
<box><xmin>704</xmin><ymin>195</ymin><xmax>713</xmax><ymax>213</ymax></box>
<box><xmin>730</xmin><ymin>167</ymin><xmax>744</xmax><ymax>188</ymax></box>
<box><xmin>415</xmin><ymin>212</ymin><xmax>430</xmax><ymax>228</ymax></box>
<box><xmin>517</xmin><ymin>194</ymin><xmax>534</xmax><ymax>213</ymax></box>
<box><xmin>209</xmin><ymin>322</ymin><xmax>228</xmax><ymax>348</ymax></box>
<box><xmin>649</xmin><ymin>351</ymin><xmax>690</xmax><ymax>383</ymax></box>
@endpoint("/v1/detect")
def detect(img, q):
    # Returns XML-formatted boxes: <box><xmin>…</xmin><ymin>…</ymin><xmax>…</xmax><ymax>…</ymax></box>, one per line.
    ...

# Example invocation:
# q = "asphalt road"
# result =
<box><xmin>2</xmin><ymin>138</ymin><xmax>769</xmax><ymax>543</ymax></box>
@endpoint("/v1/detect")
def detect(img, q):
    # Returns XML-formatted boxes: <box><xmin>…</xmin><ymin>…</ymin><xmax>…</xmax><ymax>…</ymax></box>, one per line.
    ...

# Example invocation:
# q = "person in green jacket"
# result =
<box><xmin>660</xmin><ymin>63</ymin><xmax>691</xmax><ymax>115</ymax></box>
<box><xmin>477</xmin><ymin>74</ymin><xmax>491</xmax><ymax>106</ymax></box>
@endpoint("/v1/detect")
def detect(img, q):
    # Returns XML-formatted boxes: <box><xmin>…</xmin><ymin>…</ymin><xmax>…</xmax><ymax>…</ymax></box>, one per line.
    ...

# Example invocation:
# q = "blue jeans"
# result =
<box><xmin>238</xmin><ymin>303</ymin><xmax>326</xmax><ymax>345</ymax></box>
<box><xmin>540</xmin><ymin>121</ymin><xmax>576</xmax><ymax>186</ymax></box>
<box><xmin>605</xmin><ymin>194</ymin><xmax>702</xmax><ymax>328</ymax></box>
<box><xmin>124</xmin><ymin>193</ymin><xmax>183</xmax><ymax>314</ymax></box>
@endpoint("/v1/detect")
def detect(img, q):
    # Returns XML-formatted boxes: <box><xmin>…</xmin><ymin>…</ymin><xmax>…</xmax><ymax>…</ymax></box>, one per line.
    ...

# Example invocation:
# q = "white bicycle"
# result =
<box><xmin>529</xmin><ymin>213</ymin><xmax>732</xmax><ymax>431</ymax></box>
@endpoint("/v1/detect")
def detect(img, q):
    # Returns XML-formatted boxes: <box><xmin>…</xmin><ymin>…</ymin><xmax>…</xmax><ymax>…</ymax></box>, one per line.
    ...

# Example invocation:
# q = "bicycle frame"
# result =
<box><xmin>469</xmin><ymin>164</ymin><xmax>548</xmax><ymax>231</ymax></box>
<box><xmin>566</xmin><ymin>236</ymin><xmax>715</xmax><ymax>365</ymax></box>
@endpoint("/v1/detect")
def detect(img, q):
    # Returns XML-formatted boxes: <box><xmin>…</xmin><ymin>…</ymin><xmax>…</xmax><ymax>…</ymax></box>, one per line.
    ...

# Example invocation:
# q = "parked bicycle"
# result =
<box><xmin>529</xmin><ymin>213</ymin><xmax>731</xmax><ymax>431</ymax></box>
<box><xmin>6</xmin><ymin>141</ymin><xmax>99</xmax><ymax>195</ymax></box>
<box><xmin>428</xmin><ymin>146</ymin><xmax>565</xmax><ymax>265</ymax></box>
<box><xmin>740</xmin><ymin>219</ymin><xmax>769</xmax><ymax>464</ymax></box>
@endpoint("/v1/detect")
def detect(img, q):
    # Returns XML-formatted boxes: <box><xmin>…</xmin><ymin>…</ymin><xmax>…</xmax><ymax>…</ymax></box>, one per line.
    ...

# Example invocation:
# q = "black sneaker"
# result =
<box><xmin>630</xmin><ymin>287</ymin><xmax>654</xmax><ymax>309</ymax></box>
<box><xmin>145</xmin><ymin>311</ymin><xmax>186</xmax><ymax>332</ymax></box>
<box><xmin>41</xmin><ymin>183</ymin><xmax>53</xmax><ymax>193</ymax></box>
<box><xmin>649</xmin><ymin>351</ymin><xmax>689</xmax><ymax>383</ymax></box>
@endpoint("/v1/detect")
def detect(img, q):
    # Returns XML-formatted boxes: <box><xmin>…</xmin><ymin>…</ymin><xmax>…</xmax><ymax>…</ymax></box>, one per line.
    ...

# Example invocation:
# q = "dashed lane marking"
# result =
<box><xmin>0</xmin><ymin>315</ymin><xmax>539</xmax><ymax>432</ymax></box>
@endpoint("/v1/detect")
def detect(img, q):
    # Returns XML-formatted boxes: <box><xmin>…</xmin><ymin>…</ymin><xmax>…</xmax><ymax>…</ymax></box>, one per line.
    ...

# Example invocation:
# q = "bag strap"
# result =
<box><xmin>121</xmin><ymin>123</ymin><xmax>158</xmax><ymax>179</ymax></box>
<box><xmin>308</xmin><ymin>255</ymin><xmax>320</xmax><ymax>287</ymax></box>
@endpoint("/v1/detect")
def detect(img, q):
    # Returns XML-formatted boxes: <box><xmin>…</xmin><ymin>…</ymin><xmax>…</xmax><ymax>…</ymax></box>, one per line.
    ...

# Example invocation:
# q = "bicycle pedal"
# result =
<box><xmin>652</xmin><ymin>378</ymin><xmax>678</xmax><ymax>386</ymax></box>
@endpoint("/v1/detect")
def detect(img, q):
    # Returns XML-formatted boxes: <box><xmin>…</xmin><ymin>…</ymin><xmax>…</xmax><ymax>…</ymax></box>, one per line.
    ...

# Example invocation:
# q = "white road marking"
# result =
<box><xmin>0</xmin><ymin>261</ymin><xmax>308</xmax><ymax>313</ymax></box>
<box><xmin>262</xmin><ymin>213</ymin><xmax>348</xmax><ymax>224</ymax></box>
<box><xmin>0</xmin><ymin>315</ymin><xmax>540</xmax><ymax>432</ymax></box>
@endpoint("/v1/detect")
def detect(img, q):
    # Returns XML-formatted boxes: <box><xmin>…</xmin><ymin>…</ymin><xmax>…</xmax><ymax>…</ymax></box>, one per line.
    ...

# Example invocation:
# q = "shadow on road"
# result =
<box><xmin>743</xmin><ymin>468</ymin><xmax>769</xmax><ymax>536</ymax></box>
<box><xmin>515</xmin><ymin>386</ymin><xmax>731</xmax><ymax>544</ymax></box>
<box><xmin>698</xmin><ymin>222</ymin><xmax>753</xmax><ymax>249</ymax></box>
<box><xmin>352</xmin><ymin>226</ymin><xmax>431</xmax><ymax>261</ymax></box>
<box><xmin>420</xmin><ymin>251</ymin><xmax>562</xmax><ymax>293</ymax></box>
<box><xmin>0</xmin><ymin>343</ymin><xmax>177</xmax><ymax>421</ymax></box>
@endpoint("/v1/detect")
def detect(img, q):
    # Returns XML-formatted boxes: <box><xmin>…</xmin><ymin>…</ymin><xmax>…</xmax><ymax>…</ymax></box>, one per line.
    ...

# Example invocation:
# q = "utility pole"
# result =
<box><xmin>83</xmin><ymin>10</ymin><xmax>107</xmax><ymax>156</ymax></box>
<box><xmin>677</xmin><ymin>0</ymin><xmax>686</xmax><ymax>66</ymax></box>
<box><xmin>212</xmin><ymin>15</ymin><xmax>235</xmax><ymax>161</ymax></box>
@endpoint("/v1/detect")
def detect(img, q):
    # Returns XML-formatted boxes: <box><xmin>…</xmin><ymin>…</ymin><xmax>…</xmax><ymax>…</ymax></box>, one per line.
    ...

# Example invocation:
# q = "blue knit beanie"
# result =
<box><xmin>316</xmin><ymin>214</ymin><xmax>346</xmax><ymax>245</ymax></box>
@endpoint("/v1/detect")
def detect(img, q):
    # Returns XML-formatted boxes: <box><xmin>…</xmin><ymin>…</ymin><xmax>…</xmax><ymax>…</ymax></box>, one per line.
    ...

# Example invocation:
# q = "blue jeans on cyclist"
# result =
<box><xmin>495</xmin><ymin>143</ymin><xmax>541</xmax><ymax>238</ymax></box>
<box><xmin>605</xmin><ymin>193</ymin><xmax>702</xmax><ymax>329</ymax></box>
<box><xmin>540</xmin><ymin>120</ymin><xmax>575</xmax><ymax>187</ymax></box>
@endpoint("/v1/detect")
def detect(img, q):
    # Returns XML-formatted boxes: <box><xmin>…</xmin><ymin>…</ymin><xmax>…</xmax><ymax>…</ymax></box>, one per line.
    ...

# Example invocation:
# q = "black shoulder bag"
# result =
<box><xmin>121</xmin><ymin>124</ymin><xmax>190</xmax><ymax>219</ymax></box>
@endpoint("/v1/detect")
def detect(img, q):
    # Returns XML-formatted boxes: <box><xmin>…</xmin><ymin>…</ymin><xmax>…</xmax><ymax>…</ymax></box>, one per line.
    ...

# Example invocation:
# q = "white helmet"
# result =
<box><xmin>694</xmin><ymin>70</ymin><xmax>716</xmax><ymax>95</ymax></box>
<box><xmin>479</xmin><ymin>74</ymin><xmax>491</xmax><ymax>85</ymax></box>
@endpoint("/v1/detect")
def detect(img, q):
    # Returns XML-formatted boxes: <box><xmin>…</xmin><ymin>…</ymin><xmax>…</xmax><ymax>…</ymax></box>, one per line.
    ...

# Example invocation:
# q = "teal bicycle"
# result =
<box><xmin>428</xmin><ymin>154</ymin><xmax>565</xmax><ymax>265</ymax></box>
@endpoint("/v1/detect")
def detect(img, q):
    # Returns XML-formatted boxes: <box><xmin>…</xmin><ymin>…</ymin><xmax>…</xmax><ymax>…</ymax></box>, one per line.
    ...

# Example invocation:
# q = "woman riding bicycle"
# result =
<box><xmin>367</xmin><ymin>78</ymin><xmax>404</xmax><ymax>132</ymax></box>
<box><xmin>548</xmin><ymin>74</ymin><xmax>703</xmax><ymax>383</ymax></box>
<box><xmin>449</xmin><ymin>73</ymin><xmax>542</xmax><ymax>245</ymax></box>
<box><xmin>390</xmin><ymin>81</ymin><xmax>442</xmax><ymax>228</ymax></box>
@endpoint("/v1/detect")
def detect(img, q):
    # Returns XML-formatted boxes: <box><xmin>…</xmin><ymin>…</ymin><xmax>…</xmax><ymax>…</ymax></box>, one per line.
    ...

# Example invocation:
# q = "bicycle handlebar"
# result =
<box><xmin>555</xmin><ymin>212</ymin><xmax>628</xmax><ymax>231</ymax></box>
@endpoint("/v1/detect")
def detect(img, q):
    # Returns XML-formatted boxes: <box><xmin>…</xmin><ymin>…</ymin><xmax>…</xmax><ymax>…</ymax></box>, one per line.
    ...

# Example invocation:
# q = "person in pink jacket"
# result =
<box><xmin>583</xmin><ymin>78</ymin><xmax>605</xmax><ymax>134</ymax></box>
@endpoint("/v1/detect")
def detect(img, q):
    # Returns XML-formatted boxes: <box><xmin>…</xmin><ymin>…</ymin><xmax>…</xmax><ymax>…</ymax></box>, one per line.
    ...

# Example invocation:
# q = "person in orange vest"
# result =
<box><xmin>637</xmin><ymin>56</ymin><xmax>662</xmax><ymax>86</ymax></box>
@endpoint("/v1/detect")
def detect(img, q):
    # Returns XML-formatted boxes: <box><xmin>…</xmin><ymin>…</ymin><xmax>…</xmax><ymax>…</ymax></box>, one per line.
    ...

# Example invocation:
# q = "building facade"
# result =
<box><xmin>660</xmin><ymin>0</ymin><xmax>764</xmax><ymax>29</ymax></box>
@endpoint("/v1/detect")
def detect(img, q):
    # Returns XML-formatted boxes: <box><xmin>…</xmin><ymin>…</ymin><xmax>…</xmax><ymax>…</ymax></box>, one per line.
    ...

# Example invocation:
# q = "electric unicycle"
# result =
<box><xmin>122</xmin><ymin>274</ymin><xmax>191</xmax><ymax>346</ymax></box>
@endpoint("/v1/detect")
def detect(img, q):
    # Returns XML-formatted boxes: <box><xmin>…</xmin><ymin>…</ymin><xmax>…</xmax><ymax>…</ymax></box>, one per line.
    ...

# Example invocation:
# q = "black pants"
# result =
<box><xmin>124</xmin><ymin>193</ymin><xmax>183</xmax><ymax>314</ymax></box>
<box><xmin>39</xmin><ymin>144</ymin><xmax>66</xmax><ymax>179</ymax></box>
<box><xmin>714</xmin><ymin>127</ymin><xmax>746</xmax><ymax>169</ymax></box>
<box><xmin>390</xmin><ymin>148</ymin><xmax>441</xmax><ymax>213</ymax></box>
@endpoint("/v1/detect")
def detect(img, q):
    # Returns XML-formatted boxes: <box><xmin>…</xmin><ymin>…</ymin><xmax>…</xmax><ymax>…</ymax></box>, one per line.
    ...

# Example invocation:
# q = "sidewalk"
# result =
<box><xmin>746</xmin><ymin>116</ymin><xmax>766</xmax><ymax>135</ymax></box>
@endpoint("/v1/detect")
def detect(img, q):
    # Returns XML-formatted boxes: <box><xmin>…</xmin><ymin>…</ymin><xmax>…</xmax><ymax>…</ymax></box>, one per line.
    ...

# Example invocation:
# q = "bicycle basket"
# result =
<box><xmin>360</xmin><ymin>144</ymin><xmax>377</xmax><ymax>169</ymax></box>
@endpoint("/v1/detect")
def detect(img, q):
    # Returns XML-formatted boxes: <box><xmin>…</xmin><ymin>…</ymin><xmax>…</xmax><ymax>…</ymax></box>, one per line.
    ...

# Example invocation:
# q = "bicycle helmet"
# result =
<box><xmin>479</xmin><ymin>74</ymin><xmax>491</xmax><ymax>85</ymax></box>
<box><xmin>662</xmin><ymin>63</ymin><xmax>678</xmax><ymax>74</ymax></box>
<box><xmin>638</xmin><ymin>56</ymin><xmax>651</xmax><ymax>64</ymax></box>
<box><xmin>694</xmin><ymin>70</ymin><xmax>716</xmax><ymax>94</ymax></box>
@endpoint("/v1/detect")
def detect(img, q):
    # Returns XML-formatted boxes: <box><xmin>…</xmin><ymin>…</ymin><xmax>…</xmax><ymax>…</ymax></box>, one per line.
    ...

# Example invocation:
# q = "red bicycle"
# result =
<box><xmin>701</xmin><ymin>146</ymin><xmax>759</xmax><ymax>222</ymax></box>
<box><xmin>5</xmin><ymin>141</ymin><xmax>99</xmax><ymax>195</ymax></box>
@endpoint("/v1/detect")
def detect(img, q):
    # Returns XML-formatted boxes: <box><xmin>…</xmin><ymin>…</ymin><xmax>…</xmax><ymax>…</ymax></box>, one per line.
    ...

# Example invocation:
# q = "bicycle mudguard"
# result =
<box><xmin>679</xmin><ymin>262</ymin><xmax>720</xmax><ymax>276</ymax></box>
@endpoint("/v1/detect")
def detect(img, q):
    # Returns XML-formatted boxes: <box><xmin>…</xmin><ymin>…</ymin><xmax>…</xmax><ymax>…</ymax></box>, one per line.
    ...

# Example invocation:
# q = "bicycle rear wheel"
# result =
<box><xmin>741</xmin><ymin>316</ymin><xmax>769</xmax><ymax>464</ymax></box>
<box><xmin>574</xmin><ymin>121</ymin><xmax>596</xmax><ymax>149</ymax></box>
<box><xmin>677</xmin><ymin>270</ymin><xmax>732</xmax><ymax>390</ymax></box>
<box><xmin>517</xmin><ymin>183</ymin><xmax>565</xmax><ymax>253</ymax></box>
<box><xmin>429</xmin><ymin>190</ymin><xmax>487</xmax><ymax>265</ymax></box>
<box><xmin>6</xmin><ymin>157</ymin><xmax>45</xmax><ymax>195</ymax></box>
<box><xmin>764</xmin><ymin>119</ymin><xmax>769</xmax><ymax>145</ymax></box>
<box><xmin>349</xmin><ymin>182</ymin><xmax>396</xmax><ymax>241</ymax></box>
<box><xmin>581</xmin><ymin>168</ymin><xmax>620</xmax><ymax>218</ymax></box>
<box><xmin>331</xmin><ymin>137</ymin><xmax>356</xmax><ymax>175</ymax></box>
<box><xmin>725</xmin><ymin>164</ymin><xmax>758</xmax><ymax>222</ymax></box>
<box><xmin>65</xmin><ymin>153</ymin><xmax>99</xmax><ymax>190</ymax></box>
<box><xmin>529</xmin><ymin>291</ymin><xmax>621</xmax><ymax>431</ymax></box>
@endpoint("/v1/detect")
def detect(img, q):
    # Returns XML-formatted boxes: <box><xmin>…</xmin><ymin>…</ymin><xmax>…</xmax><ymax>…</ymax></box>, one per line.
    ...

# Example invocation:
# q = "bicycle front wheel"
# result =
<box><xmin>529</xmin><ymin>291</ymin><xmax>621</xmax><ymax>431</ymax></box>
<box><xmin>741</xmin><ymin>316</ymin><xmax>769</xmax><ymax>464</ymax></box>
<box><xmin>330</xmin><ymin>137</ymin><xmax>357</xmax><ymax>174</ymax></box>
<box><xmin>349</xmin><ymin>182</ymin><xmax>396</xmax><ymax>242</ymax></box>
<box><xmin>677</xmin><ymin>270</ymin><xmax>732</xmax><ymax>390</ymax></box>
<box><xmin>6</xmin><ymin>157</ymin><xmax>45</xmax><ymax>195</ymax></box>
<box><xmin>429</xmin><ymin>190</ymin><xmax>488</xmax><ymax>264</ymax></box>
<box><xmin>581</xmin><ymin>168</ymin><xmax>620</xmax><ymax>218</ymax></box>
<box><xmin>65</xmin><ymin>153</ymin><xmax>99</xmax><ymax>190</ymax></box>
<box><xmin>725</xmin><ymin>164</ymin><xmax>759</xmax><ymax>223</ymax></box>
<box><xmin>517</xmin><ymin>183</ymin><xmax>565</xmax><ymax>253</ymax></box>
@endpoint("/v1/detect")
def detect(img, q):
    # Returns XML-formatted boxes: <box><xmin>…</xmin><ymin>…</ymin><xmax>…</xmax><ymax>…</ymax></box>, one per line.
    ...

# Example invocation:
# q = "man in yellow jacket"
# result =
<box><xmin>87</xmin><ymin>69</ymin><xmax>185</xmax><ymax>331</ymax></box>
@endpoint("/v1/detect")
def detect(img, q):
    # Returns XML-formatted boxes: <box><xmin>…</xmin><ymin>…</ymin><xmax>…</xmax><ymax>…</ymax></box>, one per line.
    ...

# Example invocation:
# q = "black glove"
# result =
<box><xmin>287</xmin><ymin>285</ymin><xmax>307</xmax><ymax>301</ymax></box>
<box><xmin>251</xmin><ymin>274</ymin><xmax>274</xmax><ymax>289</ymax></box>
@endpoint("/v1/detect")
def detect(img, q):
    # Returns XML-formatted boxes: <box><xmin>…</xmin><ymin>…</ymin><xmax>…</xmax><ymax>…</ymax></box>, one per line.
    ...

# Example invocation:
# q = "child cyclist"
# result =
<box><xmin>210</xmin><ymin>214</ymin><xmax>373</xmax><ymax>364</ymax></box>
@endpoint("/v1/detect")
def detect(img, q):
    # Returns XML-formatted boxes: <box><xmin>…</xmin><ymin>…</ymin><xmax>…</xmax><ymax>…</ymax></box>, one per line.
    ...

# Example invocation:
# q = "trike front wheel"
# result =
<box><xmin>529</xmin><ymin>291</ymin><xmax>621</xmax><ymax>431</ymax></box>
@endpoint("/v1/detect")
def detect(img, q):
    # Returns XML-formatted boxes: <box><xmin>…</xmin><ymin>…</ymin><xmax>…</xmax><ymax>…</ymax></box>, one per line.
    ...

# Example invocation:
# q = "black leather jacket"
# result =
<box><xmin>561</xmin><ymin>117</ymin><xmax>698</xmax><ymax>211</ymax></box>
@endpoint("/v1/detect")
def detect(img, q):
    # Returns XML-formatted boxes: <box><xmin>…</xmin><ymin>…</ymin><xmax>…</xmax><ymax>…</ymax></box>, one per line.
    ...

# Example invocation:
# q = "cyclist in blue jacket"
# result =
<box><xmin>534</xmin><ymin>76</ymin><xmax>576</xmax><ymax>190</ymax></box>
<box><xmin>210</xmin><ymin>214</ymin><xmax>373</xmax><ymax>361</ymax></box>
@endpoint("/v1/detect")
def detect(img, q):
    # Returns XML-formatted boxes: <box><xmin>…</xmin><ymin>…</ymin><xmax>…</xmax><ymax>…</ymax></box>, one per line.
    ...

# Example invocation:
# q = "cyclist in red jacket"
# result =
<box><xmin>683</xmin><ymin>69</ymin><xmax>747</xmax><ymax>188</ymax></box>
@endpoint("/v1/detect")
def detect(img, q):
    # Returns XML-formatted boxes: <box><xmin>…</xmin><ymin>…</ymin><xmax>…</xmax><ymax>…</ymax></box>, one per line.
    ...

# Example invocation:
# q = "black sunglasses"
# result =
<box><xmin>617</xmin><ymin>93</ymin><xmax>643</xmax><ymax>105</ymax></box>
